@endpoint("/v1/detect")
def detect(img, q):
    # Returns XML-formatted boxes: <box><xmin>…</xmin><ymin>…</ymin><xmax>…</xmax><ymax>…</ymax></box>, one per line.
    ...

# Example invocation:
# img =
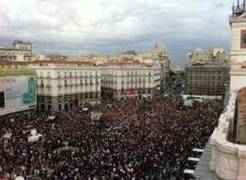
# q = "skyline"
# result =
<box><xmin>0</xmin><ymin>0</ymin><xmax>232</xmax><ymax>64</ymax></box>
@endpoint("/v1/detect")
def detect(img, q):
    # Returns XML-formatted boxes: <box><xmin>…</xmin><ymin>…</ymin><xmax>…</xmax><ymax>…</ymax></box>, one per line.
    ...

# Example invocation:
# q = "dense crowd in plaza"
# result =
<box><xmin>0</xmin><ymin>96</ymin><xmax>223</xmax><ymax>179</ymax></box>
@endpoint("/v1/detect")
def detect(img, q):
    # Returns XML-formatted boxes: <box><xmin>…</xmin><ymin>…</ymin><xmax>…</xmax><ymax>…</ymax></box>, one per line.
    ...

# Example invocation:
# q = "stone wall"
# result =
<box><xmin>210</xmin><ymin>91</ymin><xmax>246</xmax><ymax>180</ymax></box>
<box><xmin>237</xmin><ymin>88</ymin><xmax>246</xmax><ymax>144</ymax></box>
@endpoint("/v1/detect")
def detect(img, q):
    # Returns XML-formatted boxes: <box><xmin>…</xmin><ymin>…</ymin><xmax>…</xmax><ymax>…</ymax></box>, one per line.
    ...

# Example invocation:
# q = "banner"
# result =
<box><xmin>0</xmin><ymin>75</ymin><xmax>37</xmax><ymax>115</ymax></box>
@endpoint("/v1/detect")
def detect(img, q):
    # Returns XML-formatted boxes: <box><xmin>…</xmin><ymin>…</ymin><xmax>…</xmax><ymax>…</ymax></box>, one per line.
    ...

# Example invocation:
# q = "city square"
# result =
<box><xmin>1</xmin><ymin>0</ymin><xmax>246</xmax><ymax>180</ymax></box>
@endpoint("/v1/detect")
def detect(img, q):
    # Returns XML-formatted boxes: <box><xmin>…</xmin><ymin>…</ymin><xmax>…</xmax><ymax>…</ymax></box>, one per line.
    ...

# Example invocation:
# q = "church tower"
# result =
<box><xmin>230</xmin><ymin>0</ymin><xmax>246</xmax><ymax>91</ymax></box>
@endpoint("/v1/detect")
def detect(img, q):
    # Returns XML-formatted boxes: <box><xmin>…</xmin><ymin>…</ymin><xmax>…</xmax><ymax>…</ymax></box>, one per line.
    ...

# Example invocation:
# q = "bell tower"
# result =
<box><xmin>230</xmin><ymin>0</ymin><xmax>246</xmax><ymax>91</ymax></box>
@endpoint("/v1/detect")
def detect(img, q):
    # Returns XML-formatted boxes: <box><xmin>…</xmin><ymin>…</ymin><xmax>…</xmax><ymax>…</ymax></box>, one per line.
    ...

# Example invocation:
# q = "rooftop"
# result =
<box><xmin>0</xmin><ymin>60</ymin><xmax>94</xmax><ymax>66</ymax></box>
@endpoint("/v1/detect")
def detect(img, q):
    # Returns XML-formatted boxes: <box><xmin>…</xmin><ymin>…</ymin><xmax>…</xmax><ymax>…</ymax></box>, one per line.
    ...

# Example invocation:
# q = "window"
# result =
<box><xmin>41</xmin><ymin>80</ymin><xmax>44</xmax><ymax>88</ymax></box>
<box><xmin>48</xmin><ymin>105</ymin><xmax>52</xmax><ymax>111</ymax></box>
<box><xmin>59</xmin><ymin>104</ymin><xmax>62</xmax><ymax>111</ymax></box>
<box><xmin>0</xmin><ymin>92</ymin><xmax>5</xmax><ymax>108</ymax></box>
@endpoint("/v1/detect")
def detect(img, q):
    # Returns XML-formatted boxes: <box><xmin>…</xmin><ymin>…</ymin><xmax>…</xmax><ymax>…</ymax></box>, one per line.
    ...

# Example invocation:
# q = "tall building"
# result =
<box><xmin>0</xmin><ymin>40</ymin><xmax>32</xmax><ymax>61</ymax></box>
<box><xmin>0</xmin><ymin>61</ymin><xmax>37</xmax><ymax>116</ymax></box>
<box><xmin>101</xmin><ymin>61</ymin><xmax>160</xmax><ymax>100</ymax></box>
<box><xmin>185</xmin><ymin>63</ymin><xmax>230</xmax><ymax>96</ymax></box>
<box><xmin>185</xmin><ymin>48</ymin><xmax>229</xmax><ymax>96</ymax></box>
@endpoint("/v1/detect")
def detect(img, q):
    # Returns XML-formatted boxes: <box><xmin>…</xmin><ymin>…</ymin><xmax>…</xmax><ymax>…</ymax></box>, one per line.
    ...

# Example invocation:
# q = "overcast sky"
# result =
<box><xmin>0</xmin><ymin>0</ymin><xmax>233</xmax><ymax>64</ymax></box>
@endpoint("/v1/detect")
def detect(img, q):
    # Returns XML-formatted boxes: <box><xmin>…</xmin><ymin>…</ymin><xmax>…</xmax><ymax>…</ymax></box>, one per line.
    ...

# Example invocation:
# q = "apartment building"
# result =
<box><xmin>101</xmin><ymin>61</ymin><xmax>161</xmax><ymax>100</ymax></box>
<box><xmin>30</xmin><ymin>61</ymin><xmax>101</xmax><ymax>112</ymax></box>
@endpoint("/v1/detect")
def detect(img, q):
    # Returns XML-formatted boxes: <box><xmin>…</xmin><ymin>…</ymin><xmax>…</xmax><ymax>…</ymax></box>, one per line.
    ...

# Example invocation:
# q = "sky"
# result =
<box><xmin>0</xmin><ymin>0</ymin><xmax>233</xmax><ymax>64</ymax></box>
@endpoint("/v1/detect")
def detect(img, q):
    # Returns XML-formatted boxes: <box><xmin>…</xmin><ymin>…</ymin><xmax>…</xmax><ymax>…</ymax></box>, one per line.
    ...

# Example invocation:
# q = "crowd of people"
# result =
<box><xmin>0</xmin><ymin>96</ymin><xmax>223</xmax><ymax>179</ymax></box>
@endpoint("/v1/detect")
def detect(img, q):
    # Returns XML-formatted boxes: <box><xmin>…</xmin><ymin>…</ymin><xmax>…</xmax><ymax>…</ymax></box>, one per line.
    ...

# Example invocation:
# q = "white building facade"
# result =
<box><xmin>101</xmin><ymin>62</ymin><xmax>161</xmax><ymax>100</ymax></box>
<box><xmin>30</xmin><ymin>61</ymin><xmax>101</xmax><ymax>112</ymax></box>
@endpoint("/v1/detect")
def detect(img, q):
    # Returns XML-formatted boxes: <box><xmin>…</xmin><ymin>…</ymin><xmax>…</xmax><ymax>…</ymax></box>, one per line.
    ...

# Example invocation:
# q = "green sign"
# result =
<box><xmin>22</xmin><ymin>77</ymin><xmax>36</xmax><ymax>104</ymax></box>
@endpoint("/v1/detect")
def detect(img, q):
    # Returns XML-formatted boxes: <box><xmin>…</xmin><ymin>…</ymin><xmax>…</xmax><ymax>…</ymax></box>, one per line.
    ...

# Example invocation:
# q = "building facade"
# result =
<box><xmin>185</xmin><ymin>63</ymin><xmax>230</xmax><ymax>96</ymax></box>
<box><xmin>101</xmin><ymin>61</ymin><xmax>161</xmax><ymax>100</ymax></box>
<box><xmin>0</xmin><ymin>40</ymin><xmax>32</xmax><ymax>61</ymax></box>
<box><xmin>13</xmin><ymin>40</ymin><xmax>32</xmax><ymax>51</ymax></box>
<box><xmin>187</xmin><ymin>48</ymin><xmax>227</xmax><ymax>65</ymax></box>
<box><xmin>117</xmin><ymin>45</ymin><xmax>170</xmax><ymax>94</ymax></box>
<box><xmin>30</xmin><ymin>61</ymin><xmax>101</xmax><ymax>112</ymax></box>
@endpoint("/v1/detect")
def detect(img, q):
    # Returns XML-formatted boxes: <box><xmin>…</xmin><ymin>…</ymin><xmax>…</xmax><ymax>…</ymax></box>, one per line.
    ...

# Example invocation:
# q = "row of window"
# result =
<box><xmin>38</xmin><ymin>93</ymin><xmax>100</xmax><ymax>102</ymax></box>
<box><xmin>186</xmin><ymin>82</ymin><xmax>227</xmax><ymax>86</ymax></box>
<box><xmin>102</xmin><ymin>84</ymin><xmax>151</xmax><ymax>89</ymax></box>
<box><xmin>186</xmin><ymin>76</ymin><xmax>228</xmax><ymax>80</ymax></box>
<box><xmin>38</xmin><ymin>71</ymin><xmax>100</xmax><ymax>79</ymax></box>
<box><xmin>0</xmin><ymin>52</ymin><xmax>30</xmax><ymax>55</ymax></box>
<box><xmin>39</xmin><ymin>83</ymin><xmax>100</xmax><ymax>88</ymax></box>
<box><xmin>102</xmin><ymin>74</ymin><xmax>153</xmax><ymax>77</ymax></box>
<box><xmin>102</xmin><ymin>79</ymin><xmax>151</xmax><ymax>83</ymax></box>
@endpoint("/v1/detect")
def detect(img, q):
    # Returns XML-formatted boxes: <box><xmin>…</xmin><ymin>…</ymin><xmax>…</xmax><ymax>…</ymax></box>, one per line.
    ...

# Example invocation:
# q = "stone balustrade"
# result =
<box><xmin>210</xmin><ymin>91</ymin><xmax>246</xmax><ymax>180</ymax></box>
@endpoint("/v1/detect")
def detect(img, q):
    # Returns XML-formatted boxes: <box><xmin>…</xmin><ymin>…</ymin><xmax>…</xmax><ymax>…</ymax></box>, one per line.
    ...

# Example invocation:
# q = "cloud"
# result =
<box><xmin>0</xmin><ymin>0</ymin><xmax>233</xmax><ymax>64</ymax></box>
